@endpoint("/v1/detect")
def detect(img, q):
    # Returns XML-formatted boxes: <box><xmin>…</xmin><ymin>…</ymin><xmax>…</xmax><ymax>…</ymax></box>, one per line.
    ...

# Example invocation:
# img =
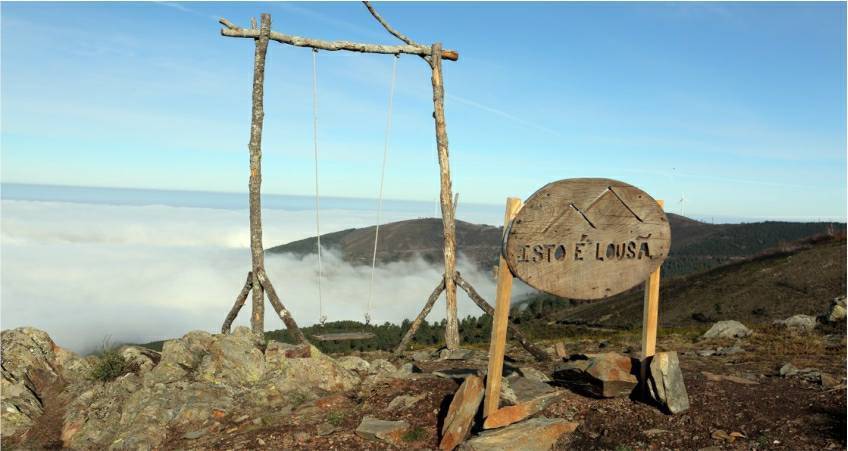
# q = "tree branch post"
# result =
<box><xmin>257</xmin><ymin>268</ymin><xmax>308</xmax><ymax>344</ymax></box>
<box><xmin>454</xmin><ymin>272</ymin><xmax>551</xmax><ymax>362</ymax></box>
<box><xmin>393</xmin><ymin>277</ymin><xmax>446</xmax><ymax>355</ymax></box>
<box><xmin>247</xmin><ymin>13</ymin><xmax>272</xmax><ymax>335</ymax></box>
<box><xmin>222</xmin><ymin>272</ymin><xmax>253</xmax><ymax>334</ymax></box>
<box><xmin>431</xmin><ymin>43</ymin><xmax>460</xmax><ymax>350</ymax></box>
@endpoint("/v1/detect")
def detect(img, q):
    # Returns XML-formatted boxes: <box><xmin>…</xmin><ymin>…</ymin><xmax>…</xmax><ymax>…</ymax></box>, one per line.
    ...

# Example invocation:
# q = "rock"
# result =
<box><xmin>702</xmin><ymin>320</ymin><xmax>752</xmax><ymax>339</ymax></box>
<box><xmin>647</xmin><ymin>352</ymin><xmax>690</xmax><ymax>414</ymax></box>
<box><xmin>819</xmin><ymin>372</ymin><xmax>840</xmax><ymax>388</ymax></box>
<box><xmin>369</xmin><ymin>359</ymin><xmax>397</xmax><ymax>375</ymax></box>
<box><xmin>355</xmin><ymin>416</ymin><xmax>410</xmax><ymax>446</ymax></box>
<box><xmin>265</xmin><ymin>342</ymin><xmax>359</xmax><ymax>392</ymax></box>
<box><xmin>412</xmin><ymin>350</ymin><xmax>432</xmax><ymax>362</ymax></box>
<box><xmin>483</xmin><ymin>391</ymin><xmax>562</xmax><ymax>429</ymax></box>
<box><xmin>696</xmin><ymin>349</ymin><xmax>716</xmax><ymax>357</ymax></box>
<box><xmin>316</xmin><ymin>422</ymin><xmax>337</xmax><ymax>436</ymax></box>
<box><xmin>774</xmin><ymin>314</ymin><xmax>817</xmax><ymax>331</ymax></box>
<box><xmin>182</xmin><ymin>429</ymin><xmax>207</xmax><ymax>440</ymax></box>
<box><xmin>779</xmin><ymin>363</ymin><xmax>799</xmax><ymax>377</ymax></box>
<box><xmin>1</xmin><ymin>327</ymin><xmax>91</xmax><ymax>439</ymax></box>
<box><xmin>337</xmin><ymin>356</ymin><xmax>370</xmax><ymax>372</ymax></box>
<box><xmin>702</xmin><ymin>371</ymin><xmax>758</xmax><ymax>385</ymax></box>
<box><xmin>461</xmin><ymin>417</ymin><xmax>578</xmax><ymax>451</ymax></box>
<box><xmin>394</xmin><ymin>362</ymin><xmax>422</xmax><ymax>378</ymax></box>
<box><xmin>434</xmin><ymin>368</ymin><xmax>484</xmax><ymax>381</ymax></box>
<box><xmin>440</xmin><ymin>375</ymin><xmax>485</xmax><ymax>450</ymax></box>
<box><xmin>387</xmin><ymin>393</ymin><xmax>426</xmax><ymax>411</ymax></box>
<box><xmin>119</xmin><ymin>346</ymin><xmax>160</xmax><ymax>375</ymax></box>
<box><xmin>714</xmin><ymin>345</ymin><xmax>745</xmax><ymax>356</ymax></box>
<box><xmin>553</xmin><ymin>353</ymin><xmax>637</xmax><ymax>398</ymax></box>
<box><xmin>509</xmin><ymin>376</ymin><xmax>556</xmax><ymax>403</ymax></box>
<box><xmin>500</xmin><ymin>378</ymin><xmax>518</xmax><ymax>405</ymax></box>
<box><xmin>516</xmin><ymin>367</ymin><xmax>551</xmax><ymax>383</ymax></box>
<box><xmin>440</xmin><ymin>348</ymin><xmax>476</xmax><ymax>360</ymax></box>
<box><xmin>196</xmin><ymin>328</ymin><xmax>266</xmax><ymax>386</ymax></box>
<box><xmin>712</xmin><ymin>430</ymin><xmax>731</xmax><ymax>441</ymax></box>
<box><xmin>643</xmin><ymin>428</ymin><xmax>670</xmax><ymax>436</ymax></box>
<box><xmin>826</xmin><ymin>296</ymin><xmax>846</xmax><ymax>323</ymax></box>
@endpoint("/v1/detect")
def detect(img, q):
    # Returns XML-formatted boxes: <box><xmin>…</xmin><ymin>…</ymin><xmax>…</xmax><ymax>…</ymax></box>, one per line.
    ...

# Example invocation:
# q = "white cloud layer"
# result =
<box><xmin>1</xmin><ymin>199</ymin><xmax>523</xmax><ymax>353</ymax></box>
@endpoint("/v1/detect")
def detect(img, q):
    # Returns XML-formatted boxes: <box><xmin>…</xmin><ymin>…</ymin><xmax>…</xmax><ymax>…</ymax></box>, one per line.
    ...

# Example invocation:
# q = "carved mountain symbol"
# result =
<box><xmin>583</xmin><ymin>187</ymin><xmax>644</xmax><ymax>227</ymax></box>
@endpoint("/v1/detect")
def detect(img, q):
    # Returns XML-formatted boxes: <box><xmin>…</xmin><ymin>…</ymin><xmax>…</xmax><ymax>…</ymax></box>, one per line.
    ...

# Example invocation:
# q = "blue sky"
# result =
<box><xmin>2</xmin><ymin>1</ymin><xmax>846</xmax><ymax>220</ymax></box>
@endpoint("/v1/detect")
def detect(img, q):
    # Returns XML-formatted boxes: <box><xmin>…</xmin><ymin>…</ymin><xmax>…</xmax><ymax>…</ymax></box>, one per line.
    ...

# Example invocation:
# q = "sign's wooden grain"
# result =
<box><xmin>504</xmin><ymin>178</ymin><xmax>670</xmax><ymax>300</ymax></box>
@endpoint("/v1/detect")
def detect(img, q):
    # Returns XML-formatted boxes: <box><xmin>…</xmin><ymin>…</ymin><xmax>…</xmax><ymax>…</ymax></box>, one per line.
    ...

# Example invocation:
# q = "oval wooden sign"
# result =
<box><xmin>504</xmin><ymin>178</ymin><xmax>670</xmax><ymax>300</ymax></box>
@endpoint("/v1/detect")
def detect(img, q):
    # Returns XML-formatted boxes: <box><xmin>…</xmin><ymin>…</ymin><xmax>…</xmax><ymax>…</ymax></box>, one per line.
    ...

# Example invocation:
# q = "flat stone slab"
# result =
<box><xmin>483</xmin><ymin>391</ymin><xmax>562</xmax><ymax>429</ymax></box>
<box><xmin>461</xmin><ymin>417</ymin><xmax>578</xmax><ymax>451</ymax></box>
<box><xmin>440</xmin><ymin>375</ymin><xmax>485</xmax><ymax>451</ymax></box>
<box><xmin>355</xmin><ymin>416</ymin><xmax>410</xmax><ymax>446</ymax></box>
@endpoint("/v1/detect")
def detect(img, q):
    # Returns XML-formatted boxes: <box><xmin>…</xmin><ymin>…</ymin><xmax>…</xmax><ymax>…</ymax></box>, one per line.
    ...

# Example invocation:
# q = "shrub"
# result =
<box><xmin>402</xmin><ymin>427</ymin><xmax>426</xmax><ymax>442</ymax></box>
<box><xmin>90</xmin><ymin>347</ymin><xmax>128</xmax><ymax>382</ymax></box>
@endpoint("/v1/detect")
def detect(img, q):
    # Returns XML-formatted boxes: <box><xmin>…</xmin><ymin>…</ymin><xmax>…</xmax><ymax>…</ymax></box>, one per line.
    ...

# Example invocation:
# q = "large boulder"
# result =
<box><xmin>702</xmin><ymin>320</ymin><xmax>752</xmax><ymax>339</ymax></box>
<box><xmin>773</xmin><ymin>314</ymin><xmax>817</xmax><ymax>332</ymax></box>
<box><xmin>1</xmin><ymin>327</ymin><xmax>91</xmax><ymax>440</ymax></box>
<box><xmin>553</xmin><ymin>352</ymin><xmax>638</xmax><ymax>398</ymax></box>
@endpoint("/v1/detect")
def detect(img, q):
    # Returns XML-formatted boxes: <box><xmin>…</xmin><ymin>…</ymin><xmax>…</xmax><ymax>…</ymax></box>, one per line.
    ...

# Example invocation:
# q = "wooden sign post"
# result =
<box><xmin>484</xmin><ymin>179</ymin><xmax>670</xmax><ymax>417</ymax></box>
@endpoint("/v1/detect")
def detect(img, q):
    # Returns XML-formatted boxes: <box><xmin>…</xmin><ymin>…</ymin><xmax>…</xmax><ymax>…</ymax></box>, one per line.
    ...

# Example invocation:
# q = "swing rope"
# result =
<box><xmin>367</xmin><ymin>54</ymin><xmax>399</xmax><ymax>325</ymax></box>
<box><xmin>311</xmin><ymin>49</ymin><xmax>399</xmax><ymax>328</ymax></box>
<box><xmin>311</xmin><ymin>49</ymin><xmax>325</xmax><ymax>326</ymax></box>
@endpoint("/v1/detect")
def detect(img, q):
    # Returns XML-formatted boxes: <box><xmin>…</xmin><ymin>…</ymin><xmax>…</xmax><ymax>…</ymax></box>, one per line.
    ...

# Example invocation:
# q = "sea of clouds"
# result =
<box><xmin>1</xmin><ymin>196</ymin><xmax>530</xmax><ymax>353</ymax></box>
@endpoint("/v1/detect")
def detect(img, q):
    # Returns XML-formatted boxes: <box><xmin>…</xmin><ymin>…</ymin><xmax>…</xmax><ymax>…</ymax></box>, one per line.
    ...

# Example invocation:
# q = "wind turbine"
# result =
<box><xmin>678</xmin><ymin>192</ymin><xmax>687</xmax><ymax>217</ymax></box>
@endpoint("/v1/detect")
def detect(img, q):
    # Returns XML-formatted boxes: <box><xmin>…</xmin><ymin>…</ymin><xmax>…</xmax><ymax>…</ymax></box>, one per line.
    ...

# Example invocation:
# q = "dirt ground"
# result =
<box><xmin>159</xmin><ymin>325</ymin><xmax>845</xmax><ymax>450</ymax></box>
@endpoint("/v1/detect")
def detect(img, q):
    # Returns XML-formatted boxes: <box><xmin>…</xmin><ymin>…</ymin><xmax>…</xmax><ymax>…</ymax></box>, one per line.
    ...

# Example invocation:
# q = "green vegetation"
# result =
<box><xmin>327</xmin><ymin>410</ymin><xmax>346</xmax><ymax>426</ymax></box>
<box><xmin>402</xmin><ymin>426</ymin><xmax>426</xmax><ymax>442</ymax></box>
<box><xmin>89</xmin><ymin>342</ymin><xmax>129</xmax><ymax>381</ymax></box>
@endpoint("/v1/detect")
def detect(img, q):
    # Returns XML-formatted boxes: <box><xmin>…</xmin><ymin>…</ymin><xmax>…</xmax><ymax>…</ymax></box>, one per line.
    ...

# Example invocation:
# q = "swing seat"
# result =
<box><xmin>312</xmin><ymin>332</ymin><xmax>376</xmax><ymax>341</ymax></box>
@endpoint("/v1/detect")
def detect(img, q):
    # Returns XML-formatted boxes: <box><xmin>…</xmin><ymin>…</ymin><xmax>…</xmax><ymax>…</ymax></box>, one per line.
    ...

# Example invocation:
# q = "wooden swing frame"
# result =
<box><xmin>218</xmin><ymin>4</ymin><xmax>550</xmax><ymax>361</ymax></box>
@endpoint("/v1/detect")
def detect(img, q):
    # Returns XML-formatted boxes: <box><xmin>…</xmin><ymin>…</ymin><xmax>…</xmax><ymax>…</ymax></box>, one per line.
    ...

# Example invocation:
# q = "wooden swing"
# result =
<box><xmin>305</xmin><ymin>49</ymin><xmax>399</xmax><ymax>342</ymax></box>
<box><xmin>218</xmin><ymin>4</ymin><xmax>551</xmax><ymax>362</ymax></box>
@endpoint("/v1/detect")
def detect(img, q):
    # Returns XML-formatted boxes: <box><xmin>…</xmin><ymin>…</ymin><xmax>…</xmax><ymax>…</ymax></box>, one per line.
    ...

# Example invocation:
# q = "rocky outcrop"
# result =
<box><xmin>1</xmin><ymin>327</ymin><xmax>91</xmax><ymax>440</ymax></box>
<box><xmin>702</xmin><ymin>320</ymin><xmax>752</xmax><ymax>339</ymax></box>
<box><xmin>2</xmin><ymin>327</ymin><xmax>362</xmax><ymax>450</ymax></box>
<box><xmin>553</xmin><ymin>353</ymin><xmax>638</xmax><ymax>398</ymax></box>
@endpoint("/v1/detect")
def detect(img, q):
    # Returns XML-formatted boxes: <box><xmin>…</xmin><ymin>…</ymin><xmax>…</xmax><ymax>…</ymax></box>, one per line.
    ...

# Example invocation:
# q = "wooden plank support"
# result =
<box><xmin>483</xmin><ymin>197</ymin><xmax>523</xmax><ymax>417</ymax></box>
<box><xmin>393</xmin><ymin>277</ymin><xmax>446</xmax><ymax>355</ymax></box>
<box><xmin>219</xmin><ymin>18</ymin><xmax>459</xmax><ymax>61</ymax></box>
<box><xmin>430</xmin><ymin>42</ymin><xmax>460</xmax><ymax>350</ymax></box>
<box><xmin>640</xmin><ymin>199</ymin><xmax>664</xmax><ymax>395</ymax></box>
<box><xmin>454</xmin><ymin>272</ymin><xmax>550</xmax><ymax>362</ymax></box>
<box><xmin>313</xmin><ymin>332</ymin><xmax>376</xmax><ymax>341</ymax></box>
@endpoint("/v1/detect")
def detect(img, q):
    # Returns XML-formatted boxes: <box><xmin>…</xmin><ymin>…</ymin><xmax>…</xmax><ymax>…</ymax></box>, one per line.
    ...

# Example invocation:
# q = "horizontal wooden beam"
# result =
<box><xmin>219</xmin><ymin>18</ymin><xmax>459</xmax><ymax>61</ymax></box>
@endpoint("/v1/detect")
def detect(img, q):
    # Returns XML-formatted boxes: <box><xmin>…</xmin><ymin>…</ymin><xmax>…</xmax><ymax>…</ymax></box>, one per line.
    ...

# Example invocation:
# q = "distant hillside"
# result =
<box><xmin>268</xmin><ymin>214</ymin><xmax>844</xmax><ymax>279</ymax></box>
<box><xmin>518</xmin><ymin>235</ymin><xmax>846</xmax><ymax>329</ymax></box>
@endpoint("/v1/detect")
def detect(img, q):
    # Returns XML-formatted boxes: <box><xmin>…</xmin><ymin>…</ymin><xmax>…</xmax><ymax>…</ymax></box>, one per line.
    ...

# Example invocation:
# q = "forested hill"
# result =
<box><xmin>267</xmin><ymin>215</ymin><xmax>845</xmax><ymax>279</ymax></box>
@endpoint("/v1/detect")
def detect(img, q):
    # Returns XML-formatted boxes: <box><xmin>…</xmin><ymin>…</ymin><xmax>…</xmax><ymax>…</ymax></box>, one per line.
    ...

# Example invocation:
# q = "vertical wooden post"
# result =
<box><xmin>483</xmin><ymin>197</ymin><xmax>522</xmax><ymax>417</ymax></box>
<box><xmin>640</xmin><ymin>199</ymin><xmax>664</xmax><ymax>395</ymax></box>
<box><xmin>640</xmin><ymin>199</ymin><xmax>664</xmax><ymax>358</ymax></box>
<box><xmin>247</xmin><ymin>13</ymin><xmax>272</xmax><ymax>334</ymax></box>
<box><xmin>430</xmin><ymin>42</ymin><xmax>460</xmax><ymax>349</ymax></box>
